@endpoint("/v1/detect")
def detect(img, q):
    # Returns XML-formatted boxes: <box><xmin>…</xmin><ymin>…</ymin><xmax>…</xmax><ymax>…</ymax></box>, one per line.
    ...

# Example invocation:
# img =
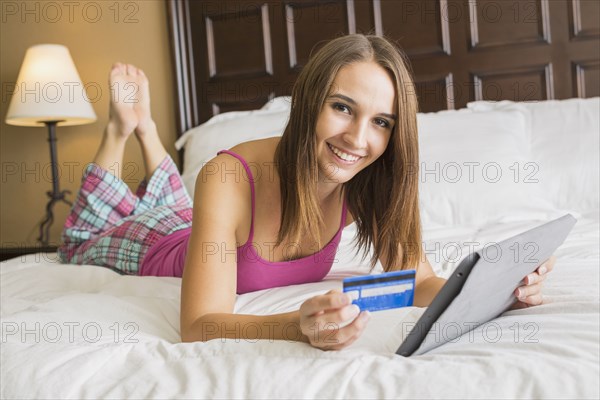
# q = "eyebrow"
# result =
<box><xmin>328</xmin><ymin>93</ymin><xmax>397</xmax><ymax>121</ymax></box>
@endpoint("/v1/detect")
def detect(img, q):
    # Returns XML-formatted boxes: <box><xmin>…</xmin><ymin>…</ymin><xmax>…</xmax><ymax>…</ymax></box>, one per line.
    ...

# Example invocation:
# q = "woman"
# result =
<box><xmin>59</xmin><ymin>34</ymin><xmax>554</xmax><ymax>350</ymax></box>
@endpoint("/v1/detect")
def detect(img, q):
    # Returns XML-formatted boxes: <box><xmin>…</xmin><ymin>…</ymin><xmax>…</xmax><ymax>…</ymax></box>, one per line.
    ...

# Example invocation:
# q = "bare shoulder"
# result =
<box><xmin>229</xmin><ymin>137</ymin><xmax>281</xmax><ymax>183</ymax></box>
<box><xmin>230</xmin><ymin>137</ymin><xmax>280</xmax><ymax>164</ymax></box>
<box><xmin>193</xmin><ymin>151</ymin><xmax>252</xmax><ymax>227</ymax></box>
<box><xmin>192</xmin><ymin>137</ymin><xmax>279</xmax><ymax>228</ymax></box>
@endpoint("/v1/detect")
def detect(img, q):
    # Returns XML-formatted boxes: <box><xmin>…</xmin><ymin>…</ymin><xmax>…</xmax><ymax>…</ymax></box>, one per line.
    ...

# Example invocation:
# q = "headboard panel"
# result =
<box><xmin>167</xmin><ymin>0</ymin><xmax>599</xmax><ymax>138</ymax></box>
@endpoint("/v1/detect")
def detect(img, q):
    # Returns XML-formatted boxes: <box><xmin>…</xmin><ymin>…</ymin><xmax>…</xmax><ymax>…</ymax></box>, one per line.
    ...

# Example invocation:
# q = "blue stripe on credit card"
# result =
<box><xmin>343</xmin><ymin>270</ymin><xmax>416</xmax><ymax>312</ymax></box>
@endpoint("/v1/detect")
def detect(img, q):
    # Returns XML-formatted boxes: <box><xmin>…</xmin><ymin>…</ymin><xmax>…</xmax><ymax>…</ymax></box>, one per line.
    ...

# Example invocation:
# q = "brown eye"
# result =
<box><xmin>332</xmin><ymin>103</ymin><xmax>350</xmax><ymax>114</ymax></box>
<box><xmin>374</xmin><ymin>118</ymin><xmax>390</xmax><ymax>129</ymax></box>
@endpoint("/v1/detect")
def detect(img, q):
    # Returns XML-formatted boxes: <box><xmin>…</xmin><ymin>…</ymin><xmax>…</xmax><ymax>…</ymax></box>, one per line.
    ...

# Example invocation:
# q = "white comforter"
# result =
<box><xmin>2</xmin><ymin>215</ymin><xmax>599</xmax><ymax>399</ymax></box>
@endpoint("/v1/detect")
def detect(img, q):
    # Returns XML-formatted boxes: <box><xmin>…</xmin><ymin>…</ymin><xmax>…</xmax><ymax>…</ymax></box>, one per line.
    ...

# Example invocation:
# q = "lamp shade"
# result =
<box><xmin>5</xmin><ymin>44</ymin><xmax>97</xmax><ymax>127</ymax></box>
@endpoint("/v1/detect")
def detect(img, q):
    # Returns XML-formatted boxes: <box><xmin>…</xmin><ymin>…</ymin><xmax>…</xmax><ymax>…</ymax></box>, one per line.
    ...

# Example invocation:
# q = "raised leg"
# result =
<box><xmin>93</xmin><ymin>63</ymin><xmax>136</xmax><ymax>177</ymax></box>
<box><xmin>93</xmin><ymin>63</ymin><xmax>167</xmax><ymax>179</ymax></box>
<box><xmin>136</xmin><ymin>122</ymin><xmax>168</xmax><ymax>180</ymax></box>
<box><xmin>92</xmin><ymin>123</ymin><xmax>128</xmax><ymax>179</ymax></box>
<box><xmin>128</xmin><ymin>63</ymin><xmax>168</xmax><ymax>178</ymax></box>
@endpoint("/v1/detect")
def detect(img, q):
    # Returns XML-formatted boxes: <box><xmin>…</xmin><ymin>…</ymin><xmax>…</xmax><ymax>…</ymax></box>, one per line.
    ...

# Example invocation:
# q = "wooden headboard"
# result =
<box><xmin>167</xmin><ymin>0</ymin><xmax>599</xmax><ymax>139</ymax></box>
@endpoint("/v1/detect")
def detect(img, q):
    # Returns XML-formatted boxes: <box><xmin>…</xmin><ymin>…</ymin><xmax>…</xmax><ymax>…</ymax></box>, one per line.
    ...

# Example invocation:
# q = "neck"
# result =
<box><xmin>317</xmin><ymin>178</ymin><xmax>343</xmax><ymax>204</ymax></box>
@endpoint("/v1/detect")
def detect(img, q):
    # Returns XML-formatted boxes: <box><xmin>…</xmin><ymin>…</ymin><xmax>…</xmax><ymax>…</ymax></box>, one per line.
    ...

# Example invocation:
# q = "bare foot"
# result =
<box><xmin>108</xmin><ymin>62</ymin><xmax>152</xmax><ymax>138</ymax></box>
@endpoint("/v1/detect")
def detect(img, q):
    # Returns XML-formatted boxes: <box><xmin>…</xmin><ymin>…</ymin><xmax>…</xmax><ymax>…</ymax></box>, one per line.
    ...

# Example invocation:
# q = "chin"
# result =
<box><xmin>318</xmin><ymin>163</ymin><xmax>363</xmax><ymax>184</ymax></box>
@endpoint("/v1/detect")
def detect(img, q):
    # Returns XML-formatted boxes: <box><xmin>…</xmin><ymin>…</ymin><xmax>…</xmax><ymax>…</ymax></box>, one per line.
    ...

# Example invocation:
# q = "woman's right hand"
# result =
<box><xmin>299</xmin><ymin>289</ymin><xmax>371</xmax><ymax>350</ymax></box>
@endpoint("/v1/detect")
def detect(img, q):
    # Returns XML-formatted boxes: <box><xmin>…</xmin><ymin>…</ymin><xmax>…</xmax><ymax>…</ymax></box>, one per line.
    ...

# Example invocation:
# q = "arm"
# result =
<box><xmin>412</xmin><ymin>254</ymin><xmax>447</xmax><ymax>307</ymax></box>
<box><xmin>180</xmin><ymin>154</ymin><xmax>368</xmax><ymax>348</ymax></box>
<box><xmin>180</xmin><ymin>154</ymin><xmax>253</xmax><ymax>342</ymax></box>
<box><xmin>413</xmin><ymin>275</ymin><xmax>447</xmax><ymax>308</ymax></box>
<box><xmin>380</xmin><ymin>242</ymin><xmax>447</xmax><ymax>308</ymax></box>
<box><xmin>185</xmin><ymin>311</ymin><xmax>309</xmax><ymax>343</ymax></box>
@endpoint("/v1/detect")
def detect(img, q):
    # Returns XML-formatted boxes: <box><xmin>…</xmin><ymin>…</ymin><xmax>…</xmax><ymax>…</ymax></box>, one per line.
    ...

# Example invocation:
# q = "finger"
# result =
<box><xmin>308</xmin><ymin>304</ymin><xmax>361</xmax><ymax>329</ymax></box>
<box><xmin>333</xmin><ymin>311</ymin><xmax>370</xmax><ymax>344</ymax></box>
<box><xmin>545</xmin><ymin>255</ymin><xmax>556</xmax><ymax>272</ymax></box>
<box><xmin>324</xmin><ymin>331</ymin><xmax>362</xmax><ymax>351</ymax></box>
<box><xmin>315</xmin><ymin>311</ymin><xmax>370</xmax><ymax>349</ymax></box>
<box><xmin>524</xmin><ymin>272</ymin><xmax>547</xmax><ymax>285</ymax></box>
<box><xmin>301</xmin><ymin>291</ymin><xmax>351</xmax><ymax>316</ymax></box>
<box><xmin>510</xmin><ymin>299</ymin><xmax>530</xmax><ymax>310</ymax></box>
<box><xmin>318</xmin><ymin>330</ymin><xmax>354</xmax><ymax>351</ymax></box>
<box><xmin>536</xmin><ymin>263</ymin><xmax>548</xmax><ymax>275</ymax></box>
<box><xmin>515</xmin><ymin>282</ymin><xmax>542</xmax><ymax>300</ymax></box>
<box><xmin>309</xmin><ymin>309</ymin><xmax>367</xmax><ymax>347</ymax></box>
<box><xmin>522</xmin><ymin>293</ymin><xmax>544</xmax><ymax>306</ymax></box>
<box><xmin>537</xmin><ymin>255</ymin><xmax>556</xmax><ymax>275</ymax></box>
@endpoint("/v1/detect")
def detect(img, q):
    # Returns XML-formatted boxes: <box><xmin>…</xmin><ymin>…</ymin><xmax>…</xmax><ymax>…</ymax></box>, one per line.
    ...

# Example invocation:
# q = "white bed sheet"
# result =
<box><xmin>1</xmin><ymin>215</ymin><xmax>599</xmax><ymax>399</ymax></box>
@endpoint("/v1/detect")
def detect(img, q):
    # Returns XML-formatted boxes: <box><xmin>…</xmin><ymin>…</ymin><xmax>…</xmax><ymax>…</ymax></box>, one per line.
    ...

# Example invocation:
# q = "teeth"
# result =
<box><xmin>328</xmin><ymin>144</ymin><xmax>360</xmax><ymax>162</ymax></box>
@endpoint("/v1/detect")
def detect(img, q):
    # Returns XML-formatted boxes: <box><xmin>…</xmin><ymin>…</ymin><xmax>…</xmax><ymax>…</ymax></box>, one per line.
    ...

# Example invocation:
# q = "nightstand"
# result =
<box><xmin>0</xmin><ymin>246</ymin><xmax>58</xmax><ymax>262</ymax></box>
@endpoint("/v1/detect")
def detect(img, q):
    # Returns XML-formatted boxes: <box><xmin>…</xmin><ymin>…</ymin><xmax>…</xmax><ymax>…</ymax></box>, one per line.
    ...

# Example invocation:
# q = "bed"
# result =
<box><xmin>2</xmin><ymin>0</ymin><xmax>600</xmax><ymax>398</ymax></box>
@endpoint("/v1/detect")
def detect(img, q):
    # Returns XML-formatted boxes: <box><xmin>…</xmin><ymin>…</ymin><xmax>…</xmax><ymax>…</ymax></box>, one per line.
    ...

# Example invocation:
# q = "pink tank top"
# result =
<box><xmin>140</xmin><ymin>150</ymin><xmax>347</xmax><ymax>294</ymax></box>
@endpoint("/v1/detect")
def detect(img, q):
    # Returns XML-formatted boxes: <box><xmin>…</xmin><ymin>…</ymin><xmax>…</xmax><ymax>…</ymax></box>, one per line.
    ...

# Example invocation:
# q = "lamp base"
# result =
<box><xmin>37</xmin><ymin>121</ymin><xmax>71</xmax><ymax>247</ymax></box>
<box><xmin>38</xmin><ymin>190</ymin><xmax>72</xmax><ymax>246</ymax></box>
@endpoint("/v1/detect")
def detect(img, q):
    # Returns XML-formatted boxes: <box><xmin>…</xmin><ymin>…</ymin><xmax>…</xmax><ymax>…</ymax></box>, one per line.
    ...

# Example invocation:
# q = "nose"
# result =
<box><xmin>343</xmin><ymin>118</ymin><xmax>369</xmax><ymax>150</ymax></box>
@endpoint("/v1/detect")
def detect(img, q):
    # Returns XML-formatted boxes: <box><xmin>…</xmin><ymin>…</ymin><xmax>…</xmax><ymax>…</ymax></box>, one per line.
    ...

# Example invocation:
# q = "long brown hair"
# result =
<box><xmin>274</xmin><ymin>34</ymin><xmax>422</xmax><ymax>271</ymax></box>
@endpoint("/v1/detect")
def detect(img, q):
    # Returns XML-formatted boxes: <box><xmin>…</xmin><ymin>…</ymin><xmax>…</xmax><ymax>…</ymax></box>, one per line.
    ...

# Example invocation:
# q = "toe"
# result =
<box><xmin>127</xmin><ymin>64</ymin><xmax>138</xmax><ymax>76</ymax></box>
<box><xmin>110</xmin><ymin>62</ymin><xmax>121</xmax><ymax>74</ymax></box>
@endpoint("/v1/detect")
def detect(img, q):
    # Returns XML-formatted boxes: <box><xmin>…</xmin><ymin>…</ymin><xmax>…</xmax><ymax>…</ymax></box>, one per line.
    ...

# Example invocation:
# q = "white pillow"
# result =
<box><xmin>467</xmin><ymin>98</ymin><xmax>600</xmax><ymax>214</ymax></box>
<box><xmin>417</xmin><ymin>107</ymin><xmax>560</xmax><ymax>227</ymax></box>
<box><xmin>178</xmin><ymin>97</ymin><xmax>561</xmax><ymax>228</ymax></box>
<box><xmin>260</xmin><ymin>96</ymin><xmax>292</xmax><ymax>111</ymax></box>
<box><xmin>175</xmin><ymin>100</ymin><xmax>290</xmax><ymax>196</ymax></box>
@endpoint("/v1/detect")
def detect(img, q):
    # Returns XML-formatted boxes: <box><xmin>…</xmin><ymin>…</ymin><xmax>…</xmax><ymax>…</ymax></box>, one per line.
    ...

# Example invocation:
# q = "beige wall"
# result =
<box><xmin>0</xmin><ymin>0</ymin><xmax>178</xmax><ymax>248</ymax></box>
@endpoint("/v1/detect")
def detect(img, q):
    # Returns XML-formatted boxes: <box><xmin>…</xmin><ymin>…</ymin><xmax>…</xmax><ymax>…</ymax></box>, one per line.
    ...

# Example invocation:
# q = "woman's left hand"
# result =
<box><xmin>510</xmin><ymin>255</ymin><xmax>556</xmax><ymax>309</ymax></box>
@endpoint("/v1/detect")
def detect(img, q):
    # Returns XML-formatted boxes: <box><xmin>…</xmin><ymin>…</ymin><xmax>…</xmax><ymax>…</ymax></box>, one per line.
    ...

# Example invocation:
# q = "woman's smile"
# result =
<box><xmin>326</xmin><ymin>142</ymin><xmax>364</xmax><ymax>165</ymax></box>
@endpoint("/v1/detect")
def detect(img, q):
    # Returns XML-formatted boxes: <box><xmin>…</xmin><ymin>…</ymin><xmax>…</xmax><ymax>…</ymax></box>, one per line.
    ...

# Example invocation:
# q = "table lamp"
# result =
<box><xmin>5</xmin><ymin>44</ymin><xmax>97</xmax><ymax>246</ymax></box>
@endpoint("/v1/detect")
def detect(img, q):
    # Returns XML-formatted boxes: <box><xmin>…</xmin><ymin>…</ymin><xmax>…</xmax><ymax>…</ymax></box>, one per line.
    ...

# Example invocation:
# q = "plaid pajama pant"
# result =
<box><xmin>58</xmin><ymin>155</ymin><xmax>193</xmax><ymax>275</ymax></box>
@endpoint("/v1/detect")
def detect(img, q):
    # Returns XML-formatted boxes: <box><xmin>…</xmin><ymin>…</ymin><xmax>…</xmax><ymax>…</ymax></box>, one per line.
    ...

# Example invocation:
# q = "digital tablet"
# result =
<box><xmin>396</xmin><ymin>213</ymin><xmax>577</xmax><ymax>357</ymax></box>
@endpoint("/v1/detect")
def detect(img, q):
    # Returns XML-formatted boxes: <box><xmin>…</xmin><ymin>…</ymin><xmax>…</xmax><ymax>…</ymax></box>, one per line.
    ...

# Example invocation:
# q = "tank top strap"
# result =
<box><xmin>217</xmin><ymin>149</ymin><xmax>255</xmax><ymax>244</ymax></box>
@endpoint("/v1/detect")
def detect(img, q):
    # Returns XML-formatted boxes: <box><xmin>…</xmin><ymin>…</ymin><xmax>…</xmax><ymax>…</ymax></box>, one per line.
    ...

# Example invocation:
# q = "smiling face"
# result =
<box><xmin>315</xmin><ymin>61</ymin><xmax>397</xmax><ymax>184</ymax></box>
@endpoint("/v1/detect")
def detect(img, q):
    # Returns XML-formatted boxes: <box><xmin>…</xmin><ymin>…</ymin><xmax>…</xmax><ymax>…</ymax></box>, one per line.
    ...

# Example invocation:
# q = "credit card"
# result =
<box><xmin>343</xmin><ymin>270</ymin><xmax>416</xmax><ymax>312</ymax></box>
